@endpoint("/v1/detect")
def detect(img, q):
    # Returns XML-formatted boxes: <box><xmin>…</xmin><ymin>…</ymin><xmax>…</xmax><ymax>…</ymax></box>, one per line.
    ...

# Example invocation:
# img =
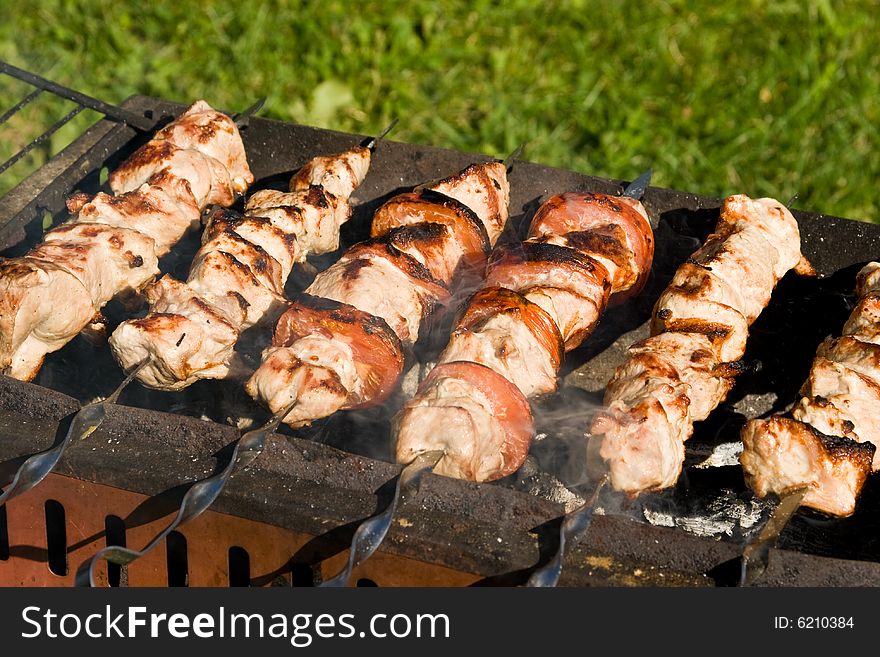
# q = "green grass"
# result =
<box><xmin>1</xmin><ymin>0</ymin><xmax>878</xmax><ymax>221</ymax></box>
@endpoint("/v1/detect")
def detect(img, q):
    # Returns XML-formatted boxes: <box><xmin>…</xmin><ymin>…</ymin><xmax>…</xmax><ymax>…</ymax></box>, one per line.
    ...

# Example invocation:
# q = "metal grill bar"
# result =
<box><xmin>0</xmin><ymin>60</ymin><xmax>158</xmax><ymax>186</ymax></box>
<box><xmin>0</xmin><ymin>61</ymin><xmax>155</xmax><ymax>131</ymax></box>
<box><xmin>0</xmin><ymin>106</ymin><xmax>83</xmax><ymax>176</ymax></box>
<box><xmin>0</xmin><ymin>88</ymin><xmax>43</xmax><ymax>126</ymax></box>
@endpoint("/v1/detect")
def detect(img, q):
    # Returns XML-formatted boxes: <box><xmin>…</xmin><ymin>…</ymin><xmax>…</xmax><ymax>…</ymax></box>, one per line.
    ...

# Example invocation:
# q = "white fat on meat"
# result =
<box><xmin>439</xmin><ymin>312</ymin><xmax>557</xmax><ymax>397</ymax></box>
<box><xmin>306</xmin><ymin>253</ymin><xmax>429</xmax><ymax>345</ymax></box>
<box><xmin>429</xmin><ymin>162</ymin><xmax>509</xmax><ymax>245</ymax></box>
<box><xmin>394</xmin><ymin>374</ymin><xmax>507</xmax><ymax>482</ymax></box>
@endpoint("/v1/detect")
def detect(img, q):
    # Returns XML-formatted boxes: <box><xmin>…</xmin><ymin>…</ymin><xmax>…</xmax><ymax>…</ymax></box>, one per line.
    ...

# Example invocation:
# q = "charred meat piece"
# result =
<box><xmin>741</xmin><ymin>417</ymin><xmax>874</xmax><ymax>518</ymax></box>
<box><xmin>486</xmin><ymin>242</ymin><xmax>611</xmax><ymax>352</ymax></box>
<box><xmin>741</xmin><ymin>261</ymin><xmax>880</xmax><ymax>515</ymax></box>
<box><xmin>371</xmin><ymin>190</ymin><xmax>491</xmax><ymax>283</ymax></box>
<box><xmin>593</xmin><ymin>195</ymin><xmax>808</xmax><ymax>495</ymax></box>
<box><xmin>0</xmin><ymin>100</ymin><xmax>251</xmax><ymax>381</ymax></box>
<box><xmin>305</xmin><ymin>238</ymin><xmax>450</xmax><ymax>345</ymax></box>
<box><xmin>245</xmin><ymin>185</ymin><xmax>352</xmax><ymax>258</ymax></box>
<box><xmin>527</xmin><ymin>192</ymin><xmax>653</xmax><ymax>297</ymax></box>
<box><xmin>290</xmin><ymin>145</ymin><xmax>372</xmax><ymax>199</ymax></box>
<box><xmin>245</xmin><ymin>294</ymin><xmax>404</xmax><ymax>427</ymax></box>
<box><xmin>111</xmin><ymin>99</ymin><xmax>252</xmax><ymax>203</ymax></box>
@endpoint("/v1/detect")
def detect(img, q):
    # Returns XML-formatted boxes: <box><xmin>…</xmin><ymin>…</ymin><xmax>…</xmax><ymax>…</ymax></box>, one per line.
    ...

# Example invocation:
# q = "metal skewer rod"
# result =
<box><xmin>739</xmin><ymin>486</ymin><xmax>809</xmax><ymax>587</ymax></box>
<box><xmin>77</xmin><ymin>399</ymin><xmax>298</xmax><ymax>587</ymax></box>
<box><xmin>319</xmin><ymin>449</ymin><xmax>444</xmax><ymax>587</ymax></box>
<box><xmin>231</xmin><ymin>97</ymin><xmax>267</xmax><ymax>129</ymax></box>
<box><xmin>0</xmin><ymin>360</ymin><xmax>148</xmax><ymax>508</ymax></box>
<box><xmin>501</xmin><ymin>142</ymin><xmax>527</xmax><ymax>171</ymax></box>
<box><xmin>526</xmin><ymin>475</ymin><xmax>608</xmax><ymax>587</ymax></box>
<box><xmin>360</xmin><ymin>118</ymin><xmax>399</xmax><ymax>151</ymax></box>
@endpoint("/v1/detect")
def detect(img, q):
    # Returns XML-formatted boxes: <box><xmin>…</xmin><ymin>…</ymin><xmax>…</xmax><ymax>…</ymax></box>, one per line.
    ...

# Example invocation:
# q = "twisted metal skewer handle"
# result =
<box><xmin>739</xmin><ymin>486</ymin><xmax>808</xmax><ymax>587</ymax></box>
<box><xmin>0</xmin><ymin>361</ymin><xmax>147</xmax><ymax>508</ymax></box>
<box><xmin>526</xmin><ymin>475</ymin><xmax>608</xmax><ymax>588</ymax></box>
<box><xmin>77</xmin><ymin>400</ymin><xmax>297</xmax><ymax>587</ymax></box>
<box><xmin>320</xmin><ymin>450</ymin><xmax>444</xmax><ymax>587</ymax></box>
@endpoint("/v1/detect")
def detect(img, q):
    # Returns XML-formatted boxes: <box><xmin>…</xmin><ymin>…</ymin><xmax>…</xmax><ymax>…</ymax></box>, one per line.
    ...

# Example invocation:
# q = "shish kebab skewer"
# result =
<box><xmin>324</xmin><ymin>172</ymin><xmax>655</xmax><ymax>588</ymax></box>
<box><xmin>315</xmin><ymin>151</ymin><xmax>526</xmax><ymax>587</ymax></box>
<box><xmin>108</xmin><ymin>121</ymin><xmax>397</xmax><ymax>390</ymax></box>
<box><xmin>0</xmin><ymin>100</ymin><xmax>265</xmax><ymax>507</ymax></box>
<box><xmin>0</xmin><ymin>100</ymin><xmax>255</xmax><ymax>382</ymax></box>
<box><xmin>393</xmin><ymin>175</ymin><xmax>655</xmax><ymax>483</ymax></box>
<box><xmin>591</xmin><ymin>194</ymin><xmax>814</xmax><ymax>495</ymax></box>
<box><xmin>246</xmin><ymin>153</ymin><xmax>514</xmax><ymax>427</ymax></box>
<box><xmin>737</xmin><ymin>261</ymin><xmax>880</xmax><ymax>583</ymax></box>
<box><xmin>526</xmin><ymin>171</ymin><xmax>653</xmax><ymax>588</ymax></box>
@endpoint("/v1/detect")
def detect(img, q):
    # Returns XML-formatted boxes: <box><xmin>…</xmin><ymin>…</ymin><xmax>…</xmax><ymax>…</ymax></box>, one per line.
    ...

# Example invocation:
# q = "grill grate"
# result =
<box><xmin>0</xmin><ymin>60</ymin><xmax>153</xmax><ymax>178</ymax></box>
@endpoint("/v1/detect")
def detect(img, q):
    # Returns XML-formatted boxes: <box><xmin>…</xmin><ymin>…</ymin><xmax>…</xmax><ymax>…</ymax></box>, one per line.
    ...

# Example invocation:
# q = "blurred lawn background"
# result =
<box><xmin>0</xmin><ymin>0</ymin><xmax>877</xmax><ymax>221</ymax></box>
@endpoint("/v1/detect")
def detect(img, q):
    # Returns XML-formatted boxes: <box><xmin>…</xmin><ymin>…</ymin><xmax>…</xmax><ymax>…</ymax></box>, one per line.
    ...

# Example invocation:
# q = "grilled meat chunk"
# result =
<box><xmin>305</xmin><ymin>239</ymin><xmax>450</xmax><ymax>346</ymax></box>
<box><xmin>394</xmin><ymin>361</ymin><xmax>534</xmax><ymax>482</ymax></box>
<box><xmin>0</xmin><ymin>100</ymin><xmax>251</xmax><ymax>381</ymax></box>
<box><xmin>248</xmin><ymin>160</ymin><xmax>511</xmax><ymax>427</ymax></box>
<box><xmin>594</xmin><ymin>195</ymin><xmax>808</xmax><ymax>495</ymax></box>
<box><xmin>371</xmin><ymin>190</ymin><xmax>491</xmax><ymax>283</ymax></box>
<box><xmin>740</xmin><ymin>262</ymin><xmax>880</xmax><ymax>515</ymax></box>
<box><xmin>741</xmin><ymin>417</ymin><xmax>874</xmax><ymax>517</ymax></box>
<box><xmin>245</xmin><ymin>295</ymin><xmax>404</xmax><ymax>426</ymax></box>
